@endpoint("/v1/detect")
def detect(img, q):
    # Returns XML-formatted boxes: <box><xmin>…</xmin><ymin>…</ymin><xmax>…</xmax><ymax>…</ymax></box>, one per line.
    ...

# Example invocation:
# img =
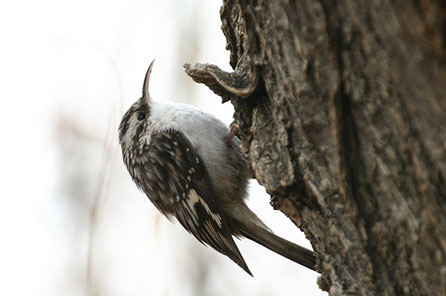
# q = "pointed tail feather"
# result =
<box><xmin>237</xmin><ymin>221</ymin><xmax>317</xmax><ymax>271</ymax></box>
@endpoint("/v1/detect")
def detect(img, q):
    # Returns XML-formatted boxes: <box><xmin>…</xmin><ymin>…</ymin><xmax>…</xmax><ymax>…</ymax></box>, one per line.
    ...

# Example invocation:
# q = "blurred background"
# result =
<box><xmin>0</xmin><ymin>0</ymin><xmax>324</xmax><ymax>295</ymax></box>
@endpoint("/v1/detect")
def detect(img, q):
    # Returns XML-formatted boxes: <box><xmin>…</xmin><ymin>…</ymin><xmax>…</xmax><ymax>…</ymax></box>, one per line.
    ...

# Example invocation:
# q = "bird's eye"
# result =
<box><xmin>137</xmin><ymin>113</ymin><xmax>146</xmax><ymax>121</ymax></box>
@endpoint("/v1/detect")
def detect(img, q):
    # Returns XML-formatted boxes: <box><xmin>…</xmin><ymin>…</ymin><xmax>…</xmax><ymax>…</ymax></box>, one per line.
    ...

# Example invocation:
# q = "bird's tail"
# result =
<box><xmin>236</xmin><ymin>220</ymin><xmax>317</xmax><ymax>271</ymax></box>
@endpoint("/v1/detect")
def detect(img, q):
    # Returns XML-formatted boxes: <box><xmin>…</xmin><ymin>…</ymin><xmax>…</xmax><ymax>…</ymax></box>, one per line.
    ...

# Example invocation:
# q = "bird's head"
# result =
<box><xmin>118</xmin><ymin>60</ymin><xmax>155</xmax><ymax>152</ymax></box>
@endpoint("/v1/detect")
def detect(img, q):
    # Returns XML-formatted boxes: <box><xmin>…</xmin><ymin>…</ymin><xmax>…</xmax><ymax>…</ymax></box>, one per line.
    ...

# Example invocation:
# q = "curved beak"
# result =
<box><xmin>142</xmin><ymin>59</ymin><xmax>155</xmax><ymax>104</ymax></box>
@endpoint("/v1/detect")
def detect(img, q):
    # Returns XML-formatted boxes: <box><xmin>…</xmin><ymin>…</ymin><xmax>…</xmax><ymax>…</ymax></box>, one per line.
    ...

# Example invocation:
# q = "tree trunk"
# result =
<box><xmin>184</xmin><ymin>0</ymin><xmax>446</xmax><ymax>295</ymax></box>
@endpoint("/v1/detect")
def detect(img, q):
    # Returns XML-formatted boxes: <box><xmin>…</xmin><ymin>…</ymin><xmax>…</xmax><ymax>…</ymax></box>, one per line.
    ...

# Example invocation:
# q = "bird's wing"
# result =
<box><xmin>133</xmin><ymin>131</ymin><xmax>252</xmax><ymax>275</ymax></box>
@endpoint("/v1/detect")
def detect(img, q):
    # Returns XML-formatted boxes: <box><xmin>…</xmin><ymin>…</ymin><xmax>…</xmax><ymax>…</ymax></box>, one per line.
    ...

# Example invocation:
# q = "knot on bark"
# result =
<box><xmin>184</xmin><ymin>55</ymin><xmax>258</xmax><ymax>102</ymax></box>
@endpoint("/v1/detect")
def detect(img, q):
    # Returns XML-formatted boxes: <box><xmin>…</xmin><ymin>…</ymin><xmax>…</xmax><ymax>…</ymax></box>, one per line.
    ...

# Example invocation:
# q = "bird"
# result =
<box><xmin>118</xmin><ymin>60</ymin><xmax>317</xmax><ymax>276</ymax></box>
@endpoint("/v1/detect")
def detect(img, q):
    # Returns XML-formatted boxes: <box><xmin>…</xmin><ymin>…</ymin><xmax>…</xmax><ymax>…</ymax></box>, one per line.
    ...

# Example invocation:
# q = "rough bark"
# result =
<box><xmin>184</xmin><ymin>0</ymin><xmax>446</xmax><ymax>295</ymax></box>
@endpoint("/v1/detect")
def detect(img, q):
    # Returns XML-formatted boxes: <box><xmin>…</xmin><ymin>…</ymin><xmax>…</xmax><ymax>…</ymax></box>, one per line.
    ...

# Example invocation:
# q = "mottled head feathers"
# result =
<box><xmin>118</xmin><ymin>60</ymin><xmax>155</xmax><ymax>151</ymax></box>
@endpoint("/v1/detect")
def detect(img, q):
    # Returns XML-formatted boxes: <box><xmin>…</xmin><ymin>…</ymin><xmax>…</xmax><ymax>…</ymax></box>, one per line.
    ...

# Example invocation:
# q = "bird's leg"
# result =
<box><xmin>227</xmin><ymin>122</ymin><xmax>239</xmax><ymax>145</ymax></box>
<box><xmin>227</xmin><ymin>122</ymin><xmax>246</xmax><ymax>163</ymax></box>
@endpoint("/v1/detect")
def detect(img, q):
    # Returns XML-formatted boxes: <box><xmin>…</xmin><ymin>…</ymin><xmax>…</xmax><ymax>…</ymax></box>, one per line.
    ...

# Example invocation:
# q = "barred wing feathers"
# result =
<box><xmin>129</xmin><ymin>131</ymin><xmax>252</xmax><ymax>275</ymax></box>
